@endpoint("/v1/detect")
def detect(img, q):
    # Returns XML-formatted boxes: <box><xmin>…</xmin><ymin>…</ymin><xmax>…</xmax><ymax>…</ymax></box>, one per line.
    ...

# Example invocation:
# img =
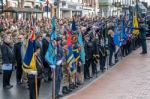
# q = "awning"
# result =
<box><xmin>4</xmin><ymin>7</ymin><xmax>21</xmax><ymax>13</ymax></box>
<box><xmin>22</xmin><ymin>8</ymin><xmax>43</xmax><ymax>13</ymax></box>
<box><xmin>60</xmin><ymin>8</ymin><xmax>82</xmax><ymax>12</ymax></box>
<box><xmin>4</xmin><ymin>7</ymin><xmax>43</xmax><ymax>13</ymax></box>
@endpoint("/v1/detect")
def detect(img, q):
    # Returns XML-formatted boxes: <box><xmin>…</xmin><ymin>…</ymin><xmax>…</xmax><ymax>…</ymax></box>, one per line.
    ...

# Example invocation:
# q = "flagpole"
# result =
<box><xmin>52</xmin><ymin>6</ymin><xmax>57</xmax><ymax>99</ymax></box>
<box><xmin>35</xmin><ymin>75</ymin><xmax>38</xmax><ymax>99</ymax></box>
<box><xmin>52</xmin><ymin>68</ymin><xmax>56</xmax><ymax>99</ymax></box>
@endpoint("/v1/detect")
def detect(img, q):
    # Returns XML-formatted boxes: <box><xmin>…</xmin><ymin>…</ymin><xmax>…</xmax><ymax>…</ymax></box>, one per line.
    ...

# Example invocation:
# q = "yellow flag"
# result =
<box><xmin>133</xmin><ymin>13</ymin><xmax>139</xmax><ymax>36</ymax></box>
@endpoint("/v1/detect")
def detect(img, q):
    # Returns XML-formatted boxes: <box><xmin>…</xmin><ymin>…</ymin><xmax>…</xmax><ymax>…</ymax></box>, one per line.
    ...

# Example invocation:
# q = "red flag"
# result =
<box><xmin>67</xmin><ymin>31</ymin><xmax>72</xmax><ymax>47</ymax></box>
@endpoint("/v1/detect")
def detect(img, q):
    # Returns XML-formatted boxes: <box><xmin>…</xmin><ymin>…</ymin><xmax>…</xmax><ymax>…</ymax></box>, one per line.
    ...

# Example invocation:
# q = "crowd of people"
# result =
<box><xmin>0</xmin><ymin>14</ymin><xmax>149</xmax><ymax>99</ymax></box>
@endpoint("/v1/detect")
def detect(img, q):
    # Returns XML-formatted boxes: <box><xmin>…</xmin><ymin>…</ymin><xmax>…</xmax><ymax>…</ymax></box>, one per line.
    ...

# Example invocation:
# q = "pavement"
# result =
<box><xmin>0</xmin><ymin>71</ymin><xmax>52</xmax><ymax>99</ymax></box>
<box><xmin>65</xmin><ymin>41</ymin><xmax>150</xmax><ymax>99</ymax></box>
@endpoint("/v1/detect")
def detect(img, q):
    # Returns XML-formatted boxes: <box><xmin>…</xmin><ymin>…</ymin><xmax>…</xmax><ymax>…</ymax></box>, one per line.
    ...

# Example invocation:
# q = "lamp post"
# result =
<box><xmin>0</xmin><ymin>0</ymin><xmax>3</xmax><ymax>14</ymax></box>
<box><xmin>46</xmin><ymin>0</ymin><xmax>49</xmax><ymax>18</ymax></box>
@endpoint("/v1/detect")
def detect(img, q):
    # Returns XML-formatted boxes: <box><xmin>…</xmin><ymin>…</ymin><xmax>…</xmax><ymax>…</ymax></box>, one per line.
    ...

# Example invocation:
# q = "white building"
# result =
<box><xmin>57</xmin><ymin>0</ymin><xmax>99</xmax><ymax>18</ymax></box>
<box><xmin>57</xmin><ymin>0</ymin><xmax>83</xmax><ymax>18</ymax></box>
<box><xmin>99</xmin><ymin>0</ymin><xmax>135</xmax><ymax>17</ymax></box>
<box><xmin>2</xmin><ymin>0</ymin><xmax>99</xmax><ymax>19</ymax></box>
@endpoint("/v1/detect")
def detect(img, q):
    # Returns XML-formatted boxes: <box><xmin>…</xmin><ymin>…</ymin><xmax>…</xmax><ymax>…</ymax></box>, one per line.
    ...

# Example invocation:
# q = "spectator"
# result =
<box><xmin>1</xmin><ymin>34</ymin><xmax>15</xmax><ymax>89</ymax></box>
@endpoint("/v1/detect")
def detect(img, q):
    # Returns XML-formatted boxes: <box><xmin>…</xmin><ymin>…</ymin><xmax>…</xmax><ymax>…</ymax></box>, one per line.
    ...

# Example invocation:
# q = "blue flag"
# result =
<box><xmin>78</xmin><ymin>32</ymin><xmax>85</xmax><ymax>64</ymax></box>
<box><xmin>45</xmin><ymin>42</ymin><xmax>57</xmax><ymax>68</ymax></box>
<box><xmin>51</xmin><ymin>16</ymin><xmax>57</xmax><ymax>40</ymax></box>
<box><xmin>71</xmin><ymin>19</ymin><xmax>77</xmax><ymax>31</ymax></box>
<box><xmin>114</xmin><ymin>17</ymin><xmax>121</xmax><ymax>46</ymax></box>
<box><xmin>114</xmin><ymin>17</ymin><xmax>118</xmax><ymax>34</ymax></box>
<box><xmin>66</xmin><ymin>31</ymin><xmax>76</xmax><ymax>73</ymax></box>
<box><xmin>23</xmin><ymin>29</ymin><xmax>37</xmax><ymax>72</ymax></box>
<box><xmin>121</xmin><ymin>16</ymin><xmax>128</xmax><ymax>45</ymax></box>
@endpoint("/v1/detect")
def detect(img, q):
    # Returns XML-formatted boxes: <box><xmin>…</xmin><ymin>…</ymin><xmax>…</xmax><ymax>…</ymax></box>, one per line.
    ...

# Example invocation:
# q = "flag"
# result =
<box><xmin>45</xmin><ymin>16</ymin><xmax>57</xmax><ymax>69</ymax></box>
<box><xmin>126</xmin><ymin>14</ymin><xmax>133</xmax><ymax>34</ymax></box>
<box><xmin>23</xmin><ymin>29</ymin><xmax>36</xmax><ymax>73</ymax></box>
<box><xmin>114</xmin><ymin>17</ymin><xmax>118</xmax><ymax>34</ymax></box>
<box><xmin>133</xmin><ymin>13</ymin><xmax>139</xmax><ymax>36</ymax></box>
<box><xmin>114</xmin><ymin>33</ymin><xmax>121</xmax><ymax>47</ymax></box>
<box><xmin>45</xmin><ymin>41</ymin><xmax>57</xmax><ymax>68</ymax></box>
<box><xmin>73</xmin><ymin>44</ymin><xmax>80</xmax><ymax>62</ymax></box>
<box><xmin>71</xmin><ymin>18</ymin><xmax>77</xmax><ymax>32</ymax></box>
<box><xmin>51</xmin><ymin>16</ymin><xmax>57</xmax><ymax>40</ymax></box>
<box><xmin>121</xmin><ymin>16</ymin><xmax>125</xmax><ymax>38</ymax></box>
<box><xmin>114</xmin><ymin>17</ymin><xmax>121</xmax><ymax>47</ymax></box>
<box><xmin>66</xmin><ymin>31</ymin><xmax>76</xmax><ymax>72</ymax></box>
<box><xmin>78</xmin><ymin>32</ymin><xmax>85</xmax><ymax>64</ymax></box>
<box><xmin>67</xmin><ymin>31</ymin><xmax>74</xmax><ymax>66</ymax></box>
<box><xmin>121</xmin><ymin>16</ymin><xmax>127</xmax><ymax>45</ymax></box>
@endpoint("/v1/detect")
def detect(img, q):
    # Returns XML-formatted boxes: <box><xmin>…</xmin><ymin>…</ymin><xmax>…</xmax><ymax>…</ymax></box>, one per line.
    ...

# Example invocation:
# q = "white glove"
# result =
<box><xmin>56</xmin><ymin>60</ymin><xmax>63</xmax><ymax>65</ymax></box>
<box><xmin>50</xmin><ymin>65</ymin><xmax>56</xmax><ymax>69</ymax></box>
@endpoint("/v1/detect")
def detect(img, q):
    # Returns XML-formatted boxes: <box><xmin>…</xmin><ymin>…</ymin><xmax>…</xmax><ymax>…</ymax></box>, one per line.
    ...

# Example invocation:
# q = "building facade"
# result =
<box><xmin>57</xmin><ymin>0</ymin><xmax>99</xmax><ymax>18</ymax></box>
<box><xmin>1</xmin><ymin>0</ymin><xmax>99</xmax><ymax>19</ymax></box>
<box><xmin>99</xmin><ymin>0</ymin><xmax>134</xmax><ymax>17</ymax></box>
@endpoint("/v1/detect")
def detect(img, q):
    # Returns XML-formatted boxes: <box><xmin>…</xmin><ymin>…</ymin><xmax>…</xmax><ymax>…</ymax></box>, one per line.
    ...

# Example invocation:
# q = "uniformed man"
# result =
<box><xmin>139</xmin><ymin>18</ymin><xmax>147</xmax><ymax>54</ymax></box>
<box><xmin>27</xmin><ymin>45</ymin><xmax>43</xmax><ymax>99</ymax></box>
<box><xmin>55</xmin><ymin>37</ymin><xmax>64</xmax><ymax>98</ymax></box>
<box><xmin>84</xmin><ymin>34</ymin><xmax>93</xmax><ymax>79</ymax></box>
<box><xmin>108</xmin><ymin>30</ymin><xmax>115</xmax><ymax>66</ymax></box>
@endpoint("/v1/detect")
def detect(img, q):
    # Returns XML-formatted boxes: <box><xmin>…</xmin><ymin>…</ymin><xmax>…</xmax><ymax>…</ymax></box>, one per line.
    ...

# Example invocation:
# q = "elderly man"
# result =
<box><xmin>1</xmin><ymin>34</ymin><xmax>15</xmax><ymax>89</ymax></box>
<box><xmin>14</xmin><ymin>35</ymin><xmax>24</xmax><ymax>85</ymax></box>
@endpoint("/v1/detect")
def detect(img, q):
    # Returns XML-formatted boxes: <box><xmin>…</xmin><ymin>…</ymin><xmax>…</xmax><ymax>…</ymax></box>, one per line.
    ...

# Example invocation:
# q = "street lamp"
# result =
<box><xmin>0</xmin><ymin>0</ymin><xmax>4</xmax><ymax>14</ymax></box>
<box><xmin>46</xmin><ymin>0</ymin><xmax>49</xmax><ymax>18</ymax></box>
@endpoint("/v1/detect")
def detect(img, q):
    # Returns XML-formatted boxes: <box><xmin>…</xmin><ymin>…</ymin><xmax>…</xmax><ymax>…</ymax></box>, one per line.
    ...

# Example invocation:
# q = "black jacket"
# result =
<box><xmin>148</xmin><ymin>20</ymin><xmax>150</xmax><ymax>31</ymax></box>
<box><xmin>42</xmin><ymin>38</ymin><xmax>49</xmax><ymax>58</ymax></box>
<box><xmin>42</xmin><ymin>38</ymin><xmax>49</xmax><ymax>68</ymax></box>
<box><xmin>36</xmin><ymin>54</ymin><xmax>44</xmax><ymax>78</ymax></box>
<box><xmin>1</xmin><ymin>42</ymin><xmax>15</xmax><ymax>64</ymax></box>
<box><xmin>84</xmin><ymin>41</ymin><xmax>93</xmax><ymax>60</ymax></box>
<box><xmin>108</xmin><ymin>35</ymin><xmax>115</xmax><ymax>51</ymax></box>
<box><xmin>14</xmin><ymin>42</ymin><xmax>22</xmax><ymax>65</ymax></box>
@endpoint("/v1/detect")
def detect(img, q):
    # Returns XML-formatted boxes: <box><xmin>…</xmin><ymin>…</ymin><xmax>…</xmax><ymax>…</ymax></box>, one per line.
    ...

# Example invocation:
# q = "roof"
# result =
<box><xmin>4</xmin><ymin>7</ymin><xmax>21</xmax><ymax>12</ymax></box>
<box><xmin>60</xmin><ymin>8</ymin><xmax>82</xmax><ymax>12</ymax></box>
<box><xmin>4</xmin><ymin>7</ymin><xmax>43</xmax><ymax>13</ymax></box>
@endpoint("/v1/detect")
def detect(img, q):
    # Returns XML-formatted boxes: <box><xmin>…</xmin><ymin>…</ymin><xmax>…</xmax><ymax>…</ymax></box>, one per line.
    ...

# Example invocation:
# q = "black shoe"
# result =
<box><xmin>67</xmin><ymin>87</ymin><xmax>72</xmax><ymax>92</ymax></box>
<box><xmin>75</xmin><ymin>84</ymin><xmax>79</xmax><ymax>88</ymax></box>
<box><xmin>109</xmin><ymin>63</ymin><xmax>115</xmax><ymax>67</ymax></box>
<box><xmin>69</xmin><ymin>84</ymin><xmax>75</xmax><ymax>90</ymax></box>
<box><xmin>140</xmin><ymin>52</ymin><xmax>144</xmax><ymax>54</ymax></box>
<box><xmin>17</xmin><ymin>81</ymin><xmax>22</xmax><ymax>85</ymax></box>
<box><xmin>85</xmin><ymin>76</ymin><xmax>90</xmax><ymax>80</ymax></box>
<box><xmin>3</xmin><ymin>85</ymin><xmax>13</xmax><ymax>89</ymax></box>
<box><xmin>87</xmin><ymin>76</ymin><xmax>92</xmax><ymax>79</ymax></box>
<box><xmin>115</xmin><ymin>60</ymin><xmax>118</xmax><ymax>63</ymax></box>
<box><xmin>62</xmin><ymin>86</ymin><xmax>69</xmax><ymax>94</ymax></box>
<box><xmin>101</xmin><ymin>69</ymin><xmax>105</xmax><ymax>73</ymax></box>
<box><xmin>56</xmin><ymin>94</ymin><xmax>63</xmax><ymax>99</ymax></box>
<box><xmin>77</xmin><ymin>82</ymin><xmax>81</xmax><ymax>86</ymax></box>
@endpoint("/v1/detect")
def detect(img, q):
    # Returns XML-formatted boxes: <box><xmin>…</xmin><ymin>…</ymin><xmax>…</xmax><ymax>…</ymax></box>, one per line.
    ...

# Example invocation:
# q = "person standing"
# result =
<box><xmin>42</xmin><ymin>34</ymin><xmax>51</xmax><ymax>81</ymax></box>
<box><xmin>99</xmin><ymin>35</ymin><xmax>107</xmax><ymax>72</ymax></box>
<box><xmin>84</xmin><ymin>35</ymin><xmax>93</xmax><ymax>79</ymax></box>
<box><xmin>55</xmin><ymin>37</ymin><xmax>64</xmax><ymax>98</ymax></box>
<box><xmin>1</xmin><ymin>34</ymin><xmax>15</xmax><ymax>89</ymax></box>
<box><xmin>108</xmin><ymin>30</ymin><xmax>115</xmax><ymax>66</ymax></box>
<box><xmin>14</xmin><ymin>35</ymin><xmax>23</xmax><ymax>85</ymax></box>
<box><xmin>139</xmin><ymin>18</ymin><xmax>147</xmax><ymax>54</ymax></box>
<box><xmin>28</xmin><ymin>46</ymin><xmax>43</xmax><ymax>99</ymax></box>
